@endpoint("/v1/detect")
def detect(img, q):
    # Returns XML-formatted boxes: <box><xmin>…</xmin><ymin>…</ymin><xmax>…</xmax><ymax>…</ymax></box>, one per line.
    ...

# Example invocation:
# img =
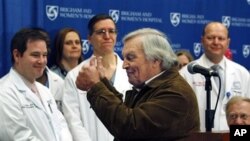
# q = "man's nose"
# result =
<box><xmin>212</xmin><ymin>37</ymin><xmax>220</xmax><ymax>44</ymax></box>
<box><xmin>122</xmin><ymin>61</ymin><xmax>128</xmax><ymax>69</ymax></box>
<box><xmin>103</xmin><ymin>31</ymin><xmax>111</xmax><ymax>38</ymax></box>
<box><xmin>38</xmin><ymin>56</ymin><xmax>47</xmax><ymax>64</ymax></box>
<box><xmin>234</xmin><ymin>117</ymin><xmax>244</xmax><ymax>125</ymax></box>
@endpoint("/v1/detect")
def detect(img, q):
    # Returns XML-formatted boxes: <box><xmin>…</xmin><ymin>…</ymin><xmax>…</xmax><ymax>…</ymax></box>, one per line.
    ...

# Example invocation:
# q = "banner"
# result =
<box><xmin>1</xmin><ymin>0</ymin><xmax>250</xmax><ymax>77</ymax></box>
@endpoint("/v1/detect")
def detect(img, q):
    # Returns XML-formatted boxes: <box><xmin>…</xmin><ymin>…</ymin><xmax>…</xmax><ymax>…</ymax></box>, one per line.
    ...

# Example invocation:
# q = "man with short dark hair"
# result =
<box><xmin>0</xmin><ymin>28</ymin><xmax>72</xmax><ymax>141</ymax></box>
<box><xmin>63</xmin><ymin>14</ymin><xmax>131</xmax><ymax>141</ymax></box>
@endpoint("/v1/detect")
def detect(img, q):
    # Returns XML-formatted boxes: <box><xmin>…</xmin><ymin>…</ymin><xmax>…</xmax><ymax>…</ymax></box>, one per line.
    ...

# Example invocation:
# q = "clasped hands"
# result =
<box><xmin>76</xmin><ymin>56</ymin><xmax>105</xmax><ymax>91</ymax></box>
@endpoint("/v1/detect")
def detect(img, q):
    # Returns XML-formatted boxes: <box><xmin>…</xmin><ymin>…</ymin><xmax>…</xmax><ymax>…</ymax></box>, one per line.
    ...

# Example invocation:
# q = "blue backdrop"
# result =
<box><xmin>1</xmin><ymin>0</ymin><xmax>250</xmax><ymax>77</ymax></box>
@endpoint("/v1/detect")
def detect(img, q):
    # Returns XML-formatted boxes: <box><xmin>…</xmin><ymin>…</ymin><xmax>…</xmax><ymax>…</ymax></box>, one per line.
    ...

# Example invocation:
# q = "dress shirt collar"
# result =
<box><xmin>133</xmin><ymin>71</ymin><xmax>165</xmax><ymax>92</ymax></box>
<box><xmin>203</xmin><ymin>55</ymin><xmax>226</xmax><ymax>70</ymax></box>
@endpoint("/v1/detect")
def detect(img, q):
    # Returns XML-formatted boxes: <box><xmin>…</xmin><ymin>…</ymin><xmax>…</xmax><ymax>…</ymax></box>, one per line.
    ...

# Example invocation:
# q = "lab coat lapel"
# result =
<box><xmin>35</xmin><ymin>82</ymin><xmax>54</xmax><ymax>115</ymax></box>
<box><xmin>9</xmin><ymin>69</ymin><xmax>47</xmax><ymax>112</ymax></box>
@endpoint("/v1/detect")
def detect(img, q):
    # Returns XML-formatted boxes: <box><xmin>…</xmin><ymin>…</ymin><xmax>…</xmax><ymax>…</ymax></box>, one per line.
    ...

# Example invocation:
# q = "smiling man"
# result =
<box><xmin>179</xmin><ymin>22</ymin><xmax>250</xmax><ymax>132</ymax></box>
<box><xmin>0</xmin><ymin>28</ymin><xmax>72</xmax><ymax>141</ymax></box>
<box><xmin>75</xmin><ymin>28</ymin><xmax>200</xmax><ymax>141</ymax></box>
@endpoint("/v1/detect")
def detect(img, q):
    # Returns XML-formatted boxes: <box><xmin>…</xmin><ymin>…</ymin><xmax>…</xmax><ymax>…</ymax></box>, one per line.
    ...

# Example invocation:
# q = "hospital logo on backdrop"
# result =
<box><xmin>193</xmin><ymin>42</ymin><xmax>202</xmax><ymax>57</ymax></box>
<box><xmin>170</xmin><ymin>12</ymin><xmax>181</xmax><ymax>27</ymax></box>
<box><xmin>109</xmin><ymin>10</ymin><xmax>120</xmax><ymax>23</ymax></box>
<box><xmin>242</xmin><ymin>44</ymin><xmax>250</xmax><ymax>58</ymax></box>
<box><xmin>46</xmin><ymin>5</ymin><xmax>59</xmax><ymax>21</ymax></box>
<box><xmin>222</xmin><ymin>16</ymin><xmax>231</xmax><ymax>28</ymax></box>
<box><xmin>82</xmin><ymin>39</ymin><xmax>90</xmax><ymax>55</ymax></box>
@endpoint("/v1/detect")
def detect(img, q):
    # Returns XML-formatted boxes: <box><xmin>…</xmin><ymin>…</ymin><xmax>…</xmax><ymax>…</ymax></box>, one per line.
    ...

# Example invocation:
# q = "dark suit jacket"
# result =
<box><xmin>87</xmin><ymin>67</ymin><xmax>200</xmax><ymax>141</ymax></box>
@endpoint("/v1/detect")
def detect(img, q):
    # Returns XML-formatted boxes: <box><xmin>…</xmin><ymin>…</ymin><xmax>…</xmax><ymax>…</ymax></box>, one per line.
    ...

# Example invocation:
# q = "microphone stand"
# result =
<box><xmin>204</xmin><ymin>75</ymin><xmax>214</xmax><ymax>132</ymax></box>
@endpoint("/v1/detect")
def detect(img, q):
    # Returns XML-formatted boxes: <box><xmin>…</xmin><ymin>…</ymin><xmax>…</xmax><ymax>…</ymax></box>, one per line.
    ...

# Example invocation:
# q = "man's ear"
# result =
<box><xmin>13</xmin><ymin>49</ymin><xmax>21</xmax><ymax>63</ymax></box>
<box><xmin>153</xmin><ymin>59</ymin><xmax>161</xmax><ymax>68</ymax></box>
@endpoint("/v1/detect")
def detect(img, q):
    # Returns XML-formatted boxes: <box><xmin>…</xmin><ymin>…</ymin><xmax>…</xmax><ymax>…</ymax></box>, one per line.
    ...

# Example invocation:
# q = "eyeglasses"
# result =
<box><xmin>93</xmin><ymin>29</ymin><xmax>117</xmax><ymax>36</ymax></box>
<box><xmin>228</xmin><ymin>113</ymin><xmax>250</xmax><ymax>120</ymax></box>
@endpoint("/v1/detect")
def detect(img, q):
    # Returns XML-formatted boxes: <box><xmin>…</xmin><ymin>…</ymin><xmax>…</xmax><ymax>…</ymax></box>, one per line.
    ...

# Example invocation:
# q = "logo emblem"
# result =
<box><xmin>242</xmin><ymin>44</ymin><xmax>250</xmax><ymax>58</ymax></box>
<box><xmin>222</xmin><ymin>16</ymin><xmax>231</xmax><ymax>28</ymax></box>
<box><xmin>193</xmin><ymin>43</ymin><xmax>202</xmax><ymax>57</ymax></box>
<box><xmin>109</xmin><ymin>10</ymin><xmax>120</xmax><ymax>23</ymax></box>
<box><xmin>170</xmin><ymin>12</ymin><xmax>181</xmax><ymax>27</ymax></box>
<box><xmin>82</xmin><ymin>39</ymin><xmax>90</xmax><ymax>55</ymax></box>
<box><xmin>46</xmin><ymin>5</ymin><xmax>59</xmax><ymax>21</ymax></box>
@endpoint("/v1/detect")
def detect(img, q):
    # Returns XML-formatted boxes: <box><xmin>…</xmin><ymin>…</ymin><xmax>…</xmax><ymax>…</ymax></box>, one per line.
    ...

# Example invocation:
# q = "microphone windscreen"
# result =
<box><xmin>187</xmin><ymin>62</ymin><xmax>196</xmax><ymax>74</ymax></box>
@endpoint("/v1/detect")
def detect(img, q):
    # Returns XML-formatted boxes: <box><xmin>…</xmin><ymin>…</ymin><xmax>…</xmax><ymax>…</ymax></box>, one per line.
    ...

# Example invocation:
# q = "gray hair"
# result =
<box><xmin>226</xmin><ymin>96</ymin><xmax>250</xmax><ymax>117</ymax></box>
<box><xmin>122</xmin><ymin>28</ymin><xmax>178</xmax><ymax>70</ymax></box>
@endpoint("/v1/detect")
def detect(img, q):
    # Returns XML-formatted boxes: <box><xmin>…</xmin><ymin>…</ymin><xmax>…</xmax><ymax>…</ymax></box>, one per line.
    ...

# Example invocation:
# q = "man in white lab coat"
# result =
<box><xmin>0</xmin><ymin>28</ymin><xmax>72</xmax><ymax>141</ymax></box>
<box><xmin>62</xmin><ymin>14</ymin><xmax>132</xmax><ymax>141</ymax></box>
<box><xmin>179</xmin><ymin>22</ymin><xmax>250</xmax><ymax>132</ymax></box>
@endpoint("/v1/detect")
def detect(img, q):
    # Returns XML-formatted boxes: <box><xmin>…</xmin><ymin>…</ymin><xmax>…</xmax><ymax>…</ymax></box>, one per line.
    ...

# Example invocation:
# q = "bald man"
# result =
<box><xmin>179</xmin><ymin>22</ymin><xmax>250</xmax><ymax>131</ymax></box>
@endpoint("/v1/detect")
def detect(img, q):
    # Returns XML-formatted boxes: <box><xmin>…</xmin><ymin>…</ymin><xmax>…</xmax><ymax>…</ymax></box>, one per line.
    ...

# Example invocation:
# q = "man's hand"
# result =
<box><xmin>76</xmin><ymin>57</ymin><xmax>102</xmax><ymax>91</ymax></box>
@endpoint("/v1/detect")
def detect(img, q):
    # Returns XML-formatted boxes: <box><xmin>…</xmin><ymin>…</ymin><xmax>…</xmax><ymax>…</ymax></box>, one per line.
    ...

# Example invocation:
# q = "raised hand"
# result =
<box><xmin>75</xmin><ymin>57</ymin><xmax>101</xmax><ymax>91</ymax></box>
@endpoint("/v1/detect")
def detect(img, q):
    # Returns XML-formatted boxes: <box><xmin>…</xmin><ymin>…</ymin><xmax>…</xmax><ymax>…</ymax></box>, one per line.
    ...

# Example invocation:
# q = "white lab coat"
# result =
<box><xmin>0</xmin><ymin>68</ymin><xmax>72</xmax><ymax>141</ymax></box>
<box><xmin>63</xmin><ymin>54</ymin><xmax>132</xmax><ymax>141</ymax></box>
<box><xmin>45</xmin><ymin>67</ymin><xmax>64</xmax><ymax>112</ymax></box>
<box><xmin>46</xmin><ymin>67</ymin><xmax>64</xmax><ymax>102</ymax></box>
<box><xmin>179</xmin><ymin>54</ymin><xmax>250</xmax><ymax>132</ymax></box>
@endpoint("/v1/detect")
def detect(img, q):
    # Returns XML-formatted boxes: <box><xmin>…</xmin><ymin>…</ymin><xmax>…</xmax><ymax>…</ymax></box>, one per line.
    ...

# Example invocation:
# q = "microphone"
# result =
<box><xmin>187</xmin><ymin>62</ymin><xmax>218</xmax><ymax>76</ymax></box>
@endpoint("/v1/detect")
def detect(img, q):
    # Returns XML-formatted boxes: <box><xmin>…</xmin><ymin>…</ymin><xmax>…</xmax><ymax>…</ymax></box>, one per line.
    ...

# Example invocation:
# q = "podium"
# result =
<box><xmin>180</xmin><ymin>131</ymin><xmax>229</xmax><ymax>141</ymax></box>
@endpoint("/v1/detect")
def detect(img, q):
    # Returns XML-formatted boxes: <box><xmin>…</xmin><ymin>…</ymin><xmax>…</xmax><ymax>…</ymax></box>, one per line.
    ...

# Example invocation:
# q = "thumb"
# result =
<box><xmin>89</xmin><ymin>56</ymin><xmax>97</xmax><ymax>67</ymax></box>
